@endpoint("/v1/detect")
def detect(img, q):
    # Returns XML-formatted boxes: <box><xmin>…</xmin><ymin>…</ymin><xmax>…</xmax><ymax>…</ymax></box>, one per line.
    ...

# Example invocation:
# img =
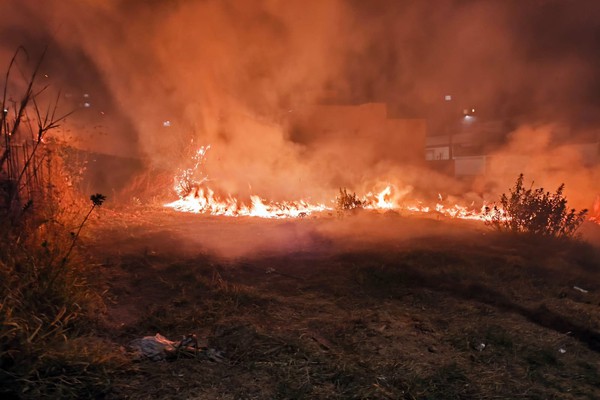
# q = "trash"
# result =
<box><xmin>573</xmin><ymin>286</ymin><xmax>589</xmax><ymax>294</ymax></box>
<box><xmin>130</xmin><ymin>333</ymin><xmax>208</xmax><ymax>361</ymax></box>
<box><xmin>476</xmin><ymin>343</ymin><xmax>486</xmax><ymax>352</ymax></box>
<box><xmin>558</xmin><ymin>348</ymin><xmax>567</xmax><ymax>354</ymax></box>
<box><xmin>130</xmin><ymin>333</ymin><xmax>179</xmax><ymax>361</ymax></box>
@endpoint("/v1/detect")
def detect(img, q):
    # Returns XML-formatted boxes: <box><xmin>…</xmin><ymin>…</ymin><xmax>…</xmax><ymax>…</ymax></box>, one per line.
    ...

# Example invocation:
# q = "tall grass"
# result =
<box><xmin>0</xmin><ymin>48</ymin><xmax>112</xmax><ymax>398</ymax></box>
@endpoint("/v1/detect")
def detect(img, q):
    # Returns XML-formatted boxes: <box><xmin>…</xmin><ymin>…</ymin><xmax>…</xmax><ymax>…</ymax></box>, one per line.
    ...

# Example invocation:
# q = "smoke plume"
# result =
<box><xmin>1</xmin><ymin>0</ymin><xmax>598</xmax><ymax>206</ymax></box>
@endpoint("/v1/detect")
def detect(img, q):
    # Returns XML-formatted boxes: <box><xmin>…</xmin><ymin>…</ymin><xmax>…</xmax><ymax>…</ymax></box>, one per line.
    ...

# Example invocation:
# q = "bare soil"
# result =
<box><xmin>87</xmin><ymin>208</ymin><xmax>600</xmax><ymax>399</ymax></box>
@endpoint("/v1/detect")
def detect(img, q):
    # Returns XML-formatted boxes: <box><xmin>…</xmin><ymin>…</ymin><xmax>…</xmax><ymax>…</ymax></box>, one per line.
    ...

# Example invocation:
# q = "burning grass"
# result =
<box><xmin>335</xmin><ymin>188</ymin><xmax>365</xmax><ymax>214</ymax></box>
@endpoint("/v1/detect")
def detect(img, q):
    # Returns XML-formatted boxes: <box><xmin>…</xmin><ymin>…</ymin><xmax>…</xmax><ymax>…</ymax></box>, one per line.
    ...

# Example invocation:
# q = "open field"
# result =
<box><xmin>79</xmin><ymin>208</ymin><xmax>600</xmax><ymax>399</ymax></box>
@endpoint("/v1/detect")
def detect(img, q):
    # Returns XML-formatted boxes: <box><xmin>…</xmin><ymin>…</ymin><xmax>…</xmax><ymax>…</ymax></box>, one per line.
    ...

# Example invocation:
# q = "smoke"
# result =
<box><xmin>1</xmin><ymin>0</ymin><xmax>598</xmax><ymax>206</ymax></box>
<box><xmin>473</xmin><ymin>125</ymin><xmax>600</xmax><ymax>210</ymax></box>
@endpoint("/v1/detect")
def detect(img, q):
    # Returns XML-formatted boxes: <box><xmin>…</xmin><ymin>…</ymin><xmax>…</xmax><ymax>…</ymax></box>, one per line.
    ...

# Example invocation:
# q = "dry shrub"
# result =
<box><xmin>336</xmin><ymin>188</ymin><xmax>364</xmax><ymax>213</ymax></box>
<box><xmin>485</xmin><ymin>174</ymin><xmax>588</xmax><ymax>239</ymax></box>
<box><xmin>0</xmin><ymin>48</ymin><xmax>111</xmax><ymax>398</ymax></box>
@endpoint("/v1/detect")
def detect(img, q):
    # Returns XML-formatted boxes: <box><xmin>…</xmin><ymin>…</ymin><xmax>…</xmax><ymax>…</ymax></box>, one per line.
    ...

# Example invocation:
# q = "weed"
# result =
<box><xmin>485</xmin><ymin>174</ymin><xmax>587</xmax><ymax>238</ymax></box>
<box><xmin>335</xmin><ymin>188</ymin><xmax>364</xmax><ymax>213</ymax></box>
<box><xmin>0</xmin><ymin>49</ymin><xmax>111</xmax><ymax>398</ymax></box>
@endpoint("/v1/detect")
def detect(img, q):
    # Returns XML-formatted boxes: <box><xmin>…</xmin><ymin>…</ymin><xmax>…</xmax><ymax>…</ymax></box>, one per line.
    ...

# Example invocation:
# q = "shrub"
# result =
<box><xmin>485</xmin><ymin>174</ymin><xmax>588</xmax><ymax>238</ymax></box>
<box><xmin>0</xmin><ymin>48</ymin><xmax>111</xmax><ymax>398</ymax></box>
<box><xmin>336</xmin><ymin>188</ymin><xmax>364</xmax><ymax>213</ymax></box>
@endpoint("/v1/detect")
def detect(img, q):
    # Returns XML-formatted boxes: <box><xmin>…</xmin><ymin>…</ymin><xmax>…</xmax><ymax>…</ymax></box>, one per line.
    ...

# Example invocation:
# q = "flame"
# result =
<box><xmin>590</xmin><ymin>195</ymin><xmax>600</xmax><ymax>224</ymax></box>
<box><xmin>374</xmin><ymin>185</ymin><xmax>393</xmax><ymax>209</ymax></box>
<box><xmin>165</xmin><ymin>188</ymin><xmax>328</xmax><ymax>219</ymax></box>
<box><xmin>164</xmin><ymin>145</ymin><xmax>495</xmax><ymax>220</ymax></box>
<box><xmin>165</xmin><ymin>144</ymin><xmax>598</xmax><ymax>226</ymax></box>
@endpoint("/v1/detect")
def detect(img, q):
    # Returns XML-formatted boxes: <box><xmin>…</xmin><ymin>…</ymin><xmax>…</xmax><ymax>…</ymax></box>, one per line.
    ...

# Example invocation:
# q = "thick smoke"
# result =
<box><xmin>1</xmin><ymin>0</ymin><xmax>598</xmax><ymax>206</ymax></box>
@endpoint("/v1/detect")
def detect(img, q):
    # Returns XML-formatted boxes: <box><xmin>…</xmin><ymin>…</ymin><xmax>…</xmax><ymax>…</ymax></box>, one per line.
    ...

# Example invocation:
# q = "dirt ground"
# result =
<box><xmin>87</xmin><ymin>208</ymin><xmax>600</xmax><ymax>399</ymax></box>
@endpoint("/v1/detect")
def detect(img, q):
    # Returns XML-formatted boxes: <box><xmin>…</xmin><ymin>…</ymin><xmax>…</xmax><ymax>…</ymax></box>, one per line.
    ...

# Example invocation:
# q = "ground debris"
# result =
<box><xmin>129</xmin><ymin>333</ymin><xmax>224</xmax><ymax>362</ymax></box>
<box><xmin>573</xmin><ymin>285</ymin><xmax>589</xmax><ymax>294</ymax></box>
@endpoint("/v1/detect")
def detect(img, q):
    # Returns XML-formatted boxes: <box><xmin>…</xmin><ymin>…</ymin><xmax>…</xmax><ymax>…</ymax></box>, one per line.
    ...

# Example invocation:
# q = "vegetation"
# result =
<box><xmin>485</xmin><ymin>173</ymin><xmax>588</xmax><ymax>238</ymax></box>
<box><xmin>92</xmin><ymin>217</ymin><xmax>600</xmax><ymax>399</ymax></box>
<box><xmin>0</xmin><ymin>48</ymin><xmax>111</xmax><ymax>398</ymax></box>
<box><xmin>335</xmin><ymin>188</ymin><xmax>364</xmax><ymax>213</ymax></box>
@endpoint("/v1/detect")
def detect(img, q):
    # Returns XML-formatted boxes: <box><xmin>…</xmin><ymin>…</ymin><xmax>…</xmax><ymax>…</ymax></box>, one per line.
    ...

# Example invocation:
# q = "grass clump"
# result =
<box><xmin>335</xmin><ymin>188</ymin><xmax>364</xmax><ymax>213</ymax></box>
<box><xmin>485</xmin><ymin>174</ymin><xmax>587</xmax><ymax>239</ymax></box>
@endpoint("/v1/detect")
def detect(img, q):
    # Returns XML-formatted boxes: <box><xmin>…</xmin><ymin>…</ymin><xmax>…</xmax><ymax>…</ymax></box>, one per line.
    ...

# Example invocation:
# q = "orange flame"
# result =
<box><xmin>165</xmin><ymin>144</ymin><xmax>329</xmax><ymax>218</ymax></box>
<box><xmin>165</xmin><ymin>145</ymin><xmax>597</xmax><ymax>226</ymax></box>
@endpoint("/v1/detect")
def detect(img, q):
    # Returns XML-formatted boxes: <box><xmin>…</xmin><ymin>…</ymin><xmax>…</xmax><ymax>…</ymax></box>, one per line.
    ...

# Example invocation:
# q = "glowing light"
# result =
<box><xmin>165</xmin><ymin>145</ymin><xmax>328</xmax><ymax>218</ymax></box>
<box><xmin>164</xmin><ymin>145</ymin><xmax>597</xmax><ymax>226</ymax></box>
<box><xmin>164</xmin><ymin>145</ymin><xmax>499</xmax><ymax>220</ymax></box>
<box><xmin>374</xmin><ymin>186</ymin><xmax>393</xmax><ymax>209</ymax></box>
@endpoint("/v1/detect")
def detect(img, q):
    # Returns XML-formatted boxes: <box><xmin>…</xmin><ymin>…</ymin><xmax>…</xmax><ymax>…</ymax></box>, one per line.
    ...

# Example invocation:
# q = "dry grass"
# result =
<box><xmin>0</xmin><ymin>49</ymin><xmax>112</xmax><ymax>399</ymax></box>
<box><xmin>89</xmin><ymin>211</ymin><xmax>600</xmax><ymax>400</ymax></box>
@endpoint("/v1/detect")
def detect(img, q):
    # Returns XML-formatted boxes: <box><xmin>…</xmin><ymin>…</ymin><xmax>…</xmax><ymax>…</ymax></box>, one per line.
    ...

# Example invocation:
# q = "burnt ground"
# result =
<box><xmin>86</xmin><ymin>208</ymin><xmax>600</xmax><ymax>399</ymax></box>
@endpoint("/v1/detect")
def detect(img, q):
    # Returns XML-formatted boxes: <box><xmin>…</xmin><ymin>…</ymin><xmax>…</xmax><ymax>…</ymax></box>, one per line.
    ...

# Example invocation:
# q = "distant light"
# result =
<box><xmin>83</xmin><ymin>93</ymin><xmax>90</xmax><ymax>98</ymax></box>
<box><xmin>3</xmin><ymin>108</ymin><xmax>7</xmax><ymax>114</ymax></box>
<box><xmin>83</xmin><ymin>102</ymin><xmax>91</xmax><ymax>108</ymax></box>
<box><xmin>471</xmin><ymin>108</ymin><xmax>475</xmax><ymax>113</ymax></box>
<box><xmin>44</xmin><ymin>74</ymin><xmax>49</xmax><ymax>78</ymax></box>
<box><xmin>163</xmin><ymin>120</ymin><xmax>171</xmax><ymax>127</ymax></box>
<box><xmin>444</xmin><ymin>95</ymin><xmax>452</xmax><ymax>101</ymax></box>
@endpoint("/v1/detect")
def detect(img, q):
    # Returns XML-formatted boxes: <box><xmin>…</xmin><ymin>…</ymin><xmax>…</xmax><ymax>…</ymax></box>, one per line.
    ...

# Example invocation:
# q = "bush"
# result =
<box><xmin>0</xmin><ymin>49</ymin><xmax>111</xmax><ymax>398</ymax></box>
<box><xmin>485</xmin><ymin>174</ymin><xmax>588</xmax><ymax>238</ymax></box>
<box><xmin>336</xmin><ymin>188</ymin><xmax>364</xmax><ymax>213</ymax></box>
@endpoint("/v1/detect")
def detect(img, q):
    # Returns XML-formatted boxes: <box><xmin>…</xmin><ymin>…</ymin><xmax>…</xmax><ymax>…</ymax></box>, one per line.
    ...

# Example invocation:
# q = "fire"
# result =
<box><xmin>165</xmin><ymin>187</ymin><xmax>328</xmax><ymax>219</ymax></box>
<box><xmin>164</xmin><ymin>144</ymin><xmax>495</xmax><ymax>220</ymax></box>
<box><xmin>590</xmin><ymin>195</ymin><xmax>600</xmax><ymax>223</ymax></box>
<box><xmin>403</xmin><ymin>198</ymin><xmax>490</xmax><ymax>221</ymax></box>
<box><xmin>164</xmin><ymin>147</ymin><xmax>328</xmax><ymax>218</ymax></box>
<box><xmin>164</xmin><ymin>145</ymin><xmax>597</xmax><ymax>226</ymax></box>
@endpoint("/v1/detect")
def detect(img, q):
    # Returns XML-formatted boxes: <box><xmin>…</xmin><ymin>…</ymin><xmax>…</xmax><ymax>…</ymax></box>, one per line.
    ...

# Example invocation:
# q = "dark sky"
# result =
<box><xmin>338</xmin><ymin>0</ymin><xmax>600</xmax><ymax>126</ymax></box>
